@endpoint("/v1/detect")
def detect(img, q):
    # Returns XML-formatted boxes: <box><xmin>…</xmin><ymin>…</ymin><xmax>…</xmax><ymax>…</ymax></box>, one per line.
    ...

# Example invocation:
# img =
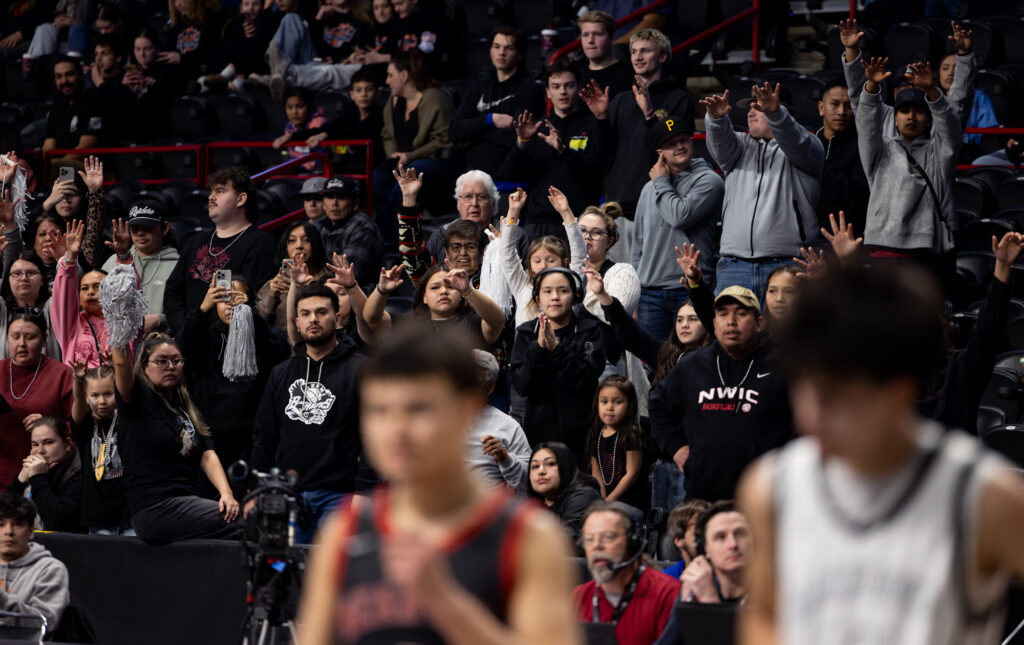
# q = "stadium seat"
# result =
<box><xmin>973</xmin><ymin>70</ymin><xmax>1016</xmax><ymax>128</ymax></box>
<box><xmin>249</xmin><ymin>85</ymin><xmax>289</xmax><ymax>134</ymax></box>
<box><xmin>964</xmin><ymin>166</ymin><xmax>1014</xmax><ymax>198</ymax></box>
<box><xmin>465</xmin><ymin>39</ymin><xmax>493</xmax><ymax>80</ymax></box>
<box><xmin>986</xmin><ymin>16</ymin><xmax>1024</xmax><ymax>65</ymax></box>
<box><xmin>251</xmin><ymin>144</ymin><xmax>289</xmax><ymax>173</ymax></box>
<box><xmin>961</xmin><ymin>19</ymin><xmax>1000</xmax><ymax>68</ymax></box>
<box><xmin>0</xmin><ymin>103</ymin><xmax>30</xmax><ymax>131</ymax></box>
<box><xmin>169</xmin><ymin>96</ymin><xmax>215</xmax><ymax>140</ymax></box>
<box><xmin>262</xmin><ymin>177</ymin><xmax>303</xmax><ymax>206</ymax></box>
<box><xmin>954</xmin><ymin>177</ymin><xmax>988</xmax><ymax>218</ymax></box>
<box><xmin>979</xmin><ymin>369</ymin><xmax>1022</xmax><ymax>424</ymax></box>
<box><xmin>955</xmin><ymin>218</ymin><xmax>1014</xmax><ymax>253</ymax></box>
<box><xmin>784</xmin><ymin>75</ymin><xmax>826</xmax><ymax>128</ymax></box>
<box><xmin>250</xmin><ymin>189</ymin><xmax>285</xmax><ymax>226</ymax></box>
<box><xmin>3</xmin><ymin>59</ymin><xmax>42</xmax><ymax>103</ymax></box>
<box><xmin>460</xmin><ymin>0</ymin><xmax>510</xmax><ymax>35</ymax></box>
<box><xmin>983</xmin><ymin>424</ymin><xmax>1024</xmax><ymax>466</ymax></box>
<box><xmin>441</xmin><ymin>78</ymin><xmax>471</xmax><ymax>112</ymax></box>
<box><xmin>760</xmin><ymin>69</ymin><xmax>799</xmax><ymax>84</ymax></box>
<box><xmin>1008</xmin><ymin>315</ymin><xmax>1024</xmax><ymax>350</ymax></box>
<box><xmin>209</xmin><ymin>146</ymin><xmax>256</xmax><ymax>174</ymax></box>
<box><xmin>213</xmin><ymin>94</ymin><xmax>266</xmax><ymax>138</ymax></box>
<box><xmin>156</xmin><ymin>179</ymin><xmax>199</xmax><ymax>209</ymax></box>
<box><xmin>996</xmin><ymin>176</ymin><xmax>1024</xmax><ymax>211</ymax></box>
<box><xmin>992</xmin><ymin>208</ymin><xmax>1024</xmax><ymax>231</ymax></box>
<box><xmin>978</xmin><ymin>405</ymin><xmax>1007</xmax><ymax>436</ymax></box>
<box><xmin>956</xmin><ymin>249</ymin><xmax>995</xmax><ymax>284</ymax></box>
<box><xmin>152</xmin><ymin>144</ymin><xmax>203</xmax><ymax>181</ymax></box>
<box><xmin>510</xmin><ymin>0</ymin><xmax>553</xmax><ymax>35</ymax></box>
<box><xmin>168</xmin><ymin>217</ymin><xmax>212</xmax><ymax>248</ymax></box>
<box><xmin>883</xmin><ymin>22</ymin><xmax>940</xmax><ymax>68</ymax></box>
<box><xmin>312</xmin><ymin>91</ymin><xmax>350</xmax><ymax>123</ymax></box>
<box><xmin>105</xmin><ymin>181</ymin><xmax>147</xmax><ymax>214</ymax></box>
<box><xmin>949</xmin><ymin>310</ymin><xmax>977</xmax><ymax>349</ymax></box>
<box><xmin>176</xmin><ymin>190</ymin><xmax>212</xmax><ymax>221</ymax></box>
<box><xmin>112</xmin><ymin>150</ymin><xmax>161</xmax><ymax>182</ymax></box>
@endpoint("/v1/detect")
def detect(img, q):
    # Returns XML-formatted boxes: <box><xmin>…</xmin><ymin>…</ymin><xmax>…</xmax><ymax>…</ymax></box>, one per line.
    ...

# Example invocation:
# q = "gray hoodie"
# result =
<box><xmin>631</xmin><ymin>159</ymin><xmax>724</xmax><ymax>288</ymax></box>
<box><xmin>0</xmin><ymin>542</ymin><xmax>70</xmax><ymax>634</ymax></box>
<box><xmin>707</xmin><ymin>107</ymin><xmax>824</xmax><ymax>259</ymax></box>
<box><xmin>102</xmin><ymin>246</ymin><xmax>180</xmax><ymax>325</ymax></box>
<box><xmin>856</xmin><ymin>88</ymin><xmax>961</xmax><ymax>253</ymax></box>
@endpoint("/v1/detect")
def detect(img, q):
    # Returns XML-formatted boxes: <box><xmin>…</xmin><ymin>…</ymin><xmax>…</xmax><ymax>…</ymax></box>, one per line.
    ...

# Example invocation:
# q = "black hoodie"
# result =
<box><xmin>816</xmin><ymin>125</ymin><xmax>870</xmax><ymax>238</ymax></box>
<box><xmin>509</xmin><ymin>313</ymin><xmax>605</xmax><ymax>457</ymax></box>
<box><xmin>449</xmin><ymin>68</ymin><xmax>545</xmax><ymax>179</ymax></box>
<box><xmin>251</xmin><ymin>335</ymin><xmax>366</xmax><ymax>493</ymax></box>
<box><xmin>8</xmin><ymin>451</ymin><xmax>84</xmax><ymax>533</ymax></box>
<box><xmin>649</xmin><ymin>337</ymin><xmax>794</xmax><ymax>502</ymax></box>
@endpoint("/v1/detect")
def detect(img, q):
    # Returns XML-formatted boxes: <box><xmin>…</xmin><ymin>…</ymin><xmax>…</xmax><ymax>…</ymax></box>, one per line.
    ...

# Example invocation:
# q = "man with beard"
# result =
<box><xmin>163</xmin><ymin>167</ymin><xmax>277</xmax><ymax>336</ymax></box>
<box><xmin>312</xmin><ymin>175</ymin><xmax>382</xmax><ymax>290</ymax></box>
<box><xmin>250</xmin><ymin>284</ymin><xmax>369</xmax><ymax>543</ymax></box>
<box><xmin>572</xmin><ymin>502</ymin><xmax>680</xmax><ymax>645</ymax></box>
<box><xmin>42</xmin><ymin>56</ymin><xmax>103</xmax><ymax>157</ymax></box>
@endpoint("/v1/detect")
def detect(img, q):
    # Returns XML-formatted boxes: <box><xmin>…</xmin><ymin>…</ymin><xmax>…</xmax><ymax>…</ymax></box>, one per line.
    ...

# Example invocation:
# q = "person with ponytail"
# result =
<box><xmin>112</xmin><ymin>333</ymin><xmax>241</xmax><ymax>545</ymax></box>
<box><xmin>180</xmin><ymin>275</ymin><xmax>289</xmax><ymax>472</ymax></box>
<box><xmin>70</xmin><ymin>363</ymin><xmax>132</xmax><ymax>534</ymax></box>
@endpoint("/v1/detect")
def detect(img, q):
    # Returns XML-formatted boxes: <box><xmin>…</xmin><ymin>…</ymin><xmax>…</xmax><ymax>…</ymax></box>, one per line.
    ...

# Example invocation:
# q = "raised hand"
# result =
<box><xmin>649</xmin><ymin>154</ymin><xmax>670</xmax><ymax>180</ymax></box>
<box><xmin>391</xmin><ymin>162</ymin><xmax>424</xmax><ymax>206</ymax></box>
<box><xmin>200</xmin><ymin>277</ymin><xmax>230</xmax><ymax>313</ymax></box>
<box><xmin>513</xmin><ymin>111</ymin><xmax>543</xmax><ymax>140</ymax></box>
<box><xmin>582</xmin><ymin>259</ymin><xmax>607</xmax><ymax>296</ymax></box>
<box><xmin>793</xmin><ymin>247</ymin><xmax>826</xmax><ymax>278</ymax></box>
<box><xmin>378</xmin><ymin>264</ymin><xmax>404</xmax><ymax>293</ymax></box>
<box><xmin>580</xmin><ymin>80</ymin><xmax>610</xmax><ymax>119</ymax></box>
<box><xmin>104</xmin><ymin>218</ymin><xmax>132</xmax><ymax>258</ymax></box>
<box><xmin>699</xmin><ymin>91</ymin><xmax>731</xmax><ymax>119</ymax></box>
<box><xmin>904</xmin><ymin>62</ymin><xmax>935</xmax><ymax>91</ymax></box>
<box><xmin>674</xmin><ymin>244</ymin><xmax>704</xmax><ymax>285</ymax></box>
<box><xmin>442</xmin><ymin>268</ymin><xmax>471</xmax><ymax>295</ymax></box>
<box><xmin>291</xmin><ymin>259</ymin><xmax>313</xmax><ymax>286</ymax></box>
<box><xmin>862</xmin><ymin>56</ymin><xmax>892</xmax><ymax>90</ymax></box>
<box><xmin>64</xmin><ymin>219</ymin><xmax>84</xmax><ymax>261</ymax></box>
<box><xmin>0</xmin><ymin>151</ymin><xmax>18</xmax><ymax>185</ymax></box>
<box><xmin>633</xmin><ymin>75</ymin><xmax>653</xmax><ymax>116</ymax></box>
<box><xmin>949</xmin><ymin>21</ymin><xmax>972</xmax><ymax>55</ymax></box>
<box><xmin>326</xmin><ymin>252</ymin><xmax>357</xmax><ymax>288</ymax></box>
<box><xmin>537</xmin><ymin>120</ymin><xmax>564</xmax><ymax>153</ymax></box>
<box><xmin>272</xmin><ymin>132</ymin><xmax>292</xmax><ymax>149</ymax></box>
<box><xmin>71</xmin><ymin>360</ymin><xmax>88</xmax><ymax>381</ymax></box>
<box><xmin>821</xmin><ymin>210</ymin><xmax>863</xmax><ymax>263</ymax></box>
<box><xmin>506</xmin><ymin>187</ymin><xmax>526</xmax><ymax>222</ymax></box>
<box><xmin>751</xmin><ymin>81</ymin><xmax>782</xmax><ymax>115</ymax></box>
<box><xmin>836</xmin><ymin>19</ymin><xmax>863</xmax><ymax>51</ymax></box>
<box><xmin>78</xmin><ymin>155</ymin><xmax>104</xmax><ymax>192</ymax></box>
<box><xmin>993</xmin><ymin>231</ymin><xmax>1024</xmax><ymax>266</ymax></box>
<box><xmin>547</xmin><ymin>186</ymin><xmax>573</xmax><ymax>220</ymax></box>
<box><xmin>0</xmin><ymin>193</ymin><xmax>19</xmax><ymax>230</ymax></box>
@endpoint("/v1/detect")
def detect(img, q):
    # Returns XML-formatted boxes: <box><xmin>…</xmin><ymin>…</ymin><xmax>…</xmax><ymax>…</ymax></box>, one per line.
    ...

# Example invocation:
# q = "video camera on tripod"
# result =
<box><xmin>230</xmin><ymin>461</ymin><xmax>309</xmax><ymax>552</ymax></box>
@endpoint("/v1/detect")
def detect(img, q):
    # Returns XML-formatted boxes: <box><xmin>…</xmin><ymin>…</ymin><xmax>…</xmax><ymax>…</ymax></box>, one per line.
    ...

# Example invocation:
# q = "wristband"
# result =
<box><xmin>377</xmin><ymin>284</ymin><xmax>394</xmax><ymax>296</ymax></box>
<box><xmin>117</xmin><ymin>252</ymin><xmax>132</xmax><ymax>263</ymax></box>
<box><xmin>486</xmin><ymin>113</ymin><xmax>495</xmax><ymax>126</ymax></box>
<box><xmin>643</xmin><ymin>110</ymin><xmax>655</xmax><ymax>119</ymax></box>
<box><xmin>341</xmin><ymin>282</ymin><xmax>357</xmax><ymax>290</ymax></box>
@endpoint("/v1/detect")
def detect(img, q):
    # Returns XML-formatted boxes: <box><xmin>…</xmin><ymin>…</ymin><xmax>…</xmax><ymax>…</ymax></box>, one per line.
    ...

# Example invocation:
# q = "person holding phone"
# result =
<box><xmin>256</xmin><ymin>220</ymin><xmax>328</xmax><ymax>329</ymax></box>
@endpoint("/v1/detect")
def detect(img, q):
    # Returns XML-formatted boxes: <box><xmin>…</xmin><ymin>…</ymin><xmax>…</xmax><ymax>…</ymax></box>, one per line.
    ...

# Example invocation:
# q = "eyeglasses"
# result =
<box><xmin>579</xmin><ymin>227</ymin><xmax>608</xmax><ymax>240</ymax></box>
<box><xmin>457</xmin><ymin>194</ymin><xmax>491</xmax><ymax>203</ymax></box>
<box><xmin>149</xmin><ymin>357</ymin><xmax>184</xmax><ymax>370</ymax></box>
<box><xmin>446</xmin><ymin>242</ymin><xmax>479</xmax><ymax>253</ymax></box>
<box><xmin>581</xmin><ymin>531</ymin><xmax>625</xmax><ymax>548</ymax></box>
<box><xmin>9</xmin><ymin>271</ymin><xmax>41</xmax><ymax>280</ymax></box>
<box><xmin>11</xmin><ymin>307</ymin><xmax>42</xmax><ymax>316</ymax></box>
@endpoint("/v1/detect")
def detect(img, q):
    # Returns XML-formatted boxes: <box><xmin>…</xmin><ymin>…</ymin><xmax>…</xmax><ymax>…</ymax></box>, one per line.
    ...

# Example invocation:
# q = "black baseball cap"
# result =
<box><xmin>893</xmin><ymin>87</ymin><xmax>929</xmax><ymax>112</ymax></box>
<box><xmin>322</xmin><ymin>176</ymin><xmax>359</xmax><ymax>199</ymax></box>
<box><xmin>651</xmin><ymin>115</ymin><xmax>694</xmax><ymax>149</ymax></box>
<box><xmin>126</xmin><ymin>196</ymin><xmax>166</xmax><ymax>227</ymax></box>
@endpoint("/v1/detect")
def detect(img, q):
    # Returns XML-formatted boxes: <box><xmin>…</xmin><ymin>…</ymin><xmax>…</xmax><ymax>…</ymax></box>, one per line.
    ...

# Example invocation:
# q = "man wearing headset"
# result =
<box><xmin>572</xmin><ymin>501</ymin><xmax>681</xmax><ymax>644</ymax></box>
<box><xmin>680</xmin><ymin>501</ymin><xmax>751</xmax><ymax>604</ymax></box>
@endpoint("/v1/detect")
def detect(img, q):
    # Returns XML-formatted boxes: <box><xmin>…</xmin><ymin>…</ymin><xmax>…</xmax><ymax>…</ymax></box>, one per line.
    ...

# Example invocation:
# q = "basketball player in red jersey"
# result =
<box><xmin>296</xmin><ymin>328</ymin><xmax>582</xmax><ymax>644</ymax></box>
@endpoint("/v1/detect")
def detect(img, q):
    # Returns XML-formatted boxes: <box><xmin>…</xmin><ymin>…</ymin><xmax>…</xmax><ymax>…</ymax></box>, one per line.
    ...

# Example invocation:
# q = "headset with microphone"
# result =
<box><xmin>580</xmin><ymin>501</ymin><xmax>649</xmax><ymax>572</ymax></box>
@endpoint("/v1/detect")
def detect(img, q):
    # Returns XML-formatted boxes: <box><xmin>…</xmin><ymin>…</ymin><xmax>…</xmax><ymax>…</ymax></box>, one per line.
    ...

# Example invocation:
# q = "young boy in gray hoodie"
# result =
<box><xmin>0</xmin><ymin>494</ymin><xmax>69</xmax><ymax>634</ymax></box>
<box><xmin>703</xmin><ymin>82</ymin><xmax>824</xmax><ymax>299</ymax></box>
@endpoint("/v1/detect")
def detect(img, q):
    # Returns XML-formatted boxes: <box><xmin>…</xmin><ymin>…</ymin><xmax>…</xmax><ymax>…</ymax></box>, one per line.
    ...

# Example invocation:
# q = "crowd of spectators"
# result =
<box><xmin>2</xmin><ymin>0</ymin><xmax>1024</xmax><ymax>642</ymax></box>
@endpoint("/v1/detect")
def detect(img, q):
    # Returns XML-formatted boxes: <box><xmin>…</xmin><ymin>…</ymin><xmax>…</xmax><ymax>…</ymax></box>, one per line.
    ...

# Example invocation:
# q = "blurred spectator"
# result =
<box><xmin>163</xmin><ymin>167</ymin><xmax>278</xmax><ymax>336</ymax></box>
<box><xmin>88</xmin><ymin>34</ymin><xmax>140</xmax><ymax>142</ymax></box>
<box><xmin>27</xmin><ymin>215</ymin><xmax>67</xmax><ymax>289</ymax></box>
<box><xmin>271</xmin><ymin>88</ymin><xmax>328</xmax><ymax>173</ymax></box>
<box><xmin>38</xmin><ymin>174</ymin><xmax>88</xmax><ymax>228</ymax></box>
<box><xmin>505</xmin><ymin>61</ymin><xmax>608</xmax><ymax>240</ymax></box>
<box><xmin>0</xmin><ymin>252</ymin><xmax>62</xmax><ymax>360</ymax></box>
<box><xmin>345</xmin><ymin>0</ymin><xmax>401</xmax><ymax>81</ymax></box>
<box><xmin>257</xmin><ymin>220</ymin><xmax>329</xmax><ymax>328</ymax></box>
<box><xmin>163</xmin><ymin>0</ymin><xmax>226</xmax><ymax>78</ymax></box>
<box><xmin>210</xmin><ymin>0</ymin><xmax>279</xmax><ymax>90</ymax></box>
<box><xmin>816</xmin><ymin>78</ymin><xmax>868</xmax><ymax>238</ymax></box>
<box><xmin>124</xmin><ymin>29</ymin><xmax>183</xmax><ymax>142</ymax></box>
<box><xmin>449</xmin><ymin>27</ymin><xmax>544</xmax><ymax>181</ymax></box>
<box><xmin>268</xmin><ymin>0</ymin><xmax>368</xmax><ymax>66</ymax></box>
<box><xmin>702</xmin><ymin>83</ymin><xmax>823</xmax><ymax>297</ymax></box>
<box><xmin>296</xmin><ymin>177</ymin><xmax>327</xmax><ymax>221</ymax></box>
<box><xmin>660</xmin><ymin>498</ymin><xmax>711</xmax><ymax>578</ymax></box>
<box><xmin>181</xmin><ymin>276</ymin><xmax>290</xmax><ymax>473</ymax></box>
<box><xmin>936</xmin><ymin>23</ymin><xmax>997</xmax><ymax>154</ymax></box>
<box><xmin>251</xmin><ymin>284</ymin><xmax>367</xmax><ymax>542</ymax></box>
<box><xmin>576</xmin><ymin>10</ymin><xmax>634</xmax><ymax>98</ymax></box>
<box><xmin>22</xmin><ymin>0</ymin><xmax>92</xmax><ymax>63</ymax></box>
<box><xmin>0</xmin><ymin>494</ymin><xmax>69</xmax><ymax>636</ymax></box>
<box><xmin>8</xmin><ymin>416</ymin><xmax>83</xmax><ymax>533</ymax></box>
<box><xmin>42</xmin><ymin>56</ymin><xmax>103</xmax><ymax>156</ymax></box>
<box><xmin>585</xmin><ymin>375</ymin><xmax>645</xmax><ymax>507</ymax></box>
<box><xmin>0</xmin><ymin>311</ymin><xmax>74</xmax><ymax>488</ymax></box>
<box><xmin>510</xmin><ymin>267</ymin><xmax>604</xmax><ymax>455</ymax></box>
<box><xmin>762</xmin><ymin>265</ymin><xmax>803</xmax><ymax>338</ymax></box>
<box><xmin>280</xmin><ymin>69</ymin><xmax>385</xmax><ymax>167</ymax></box>
<box><xmin>591</xmin><ymin>0</ymin><xmax>669</xmax><ymax>42</ymax></box>
<box><xmin>581</xmin><ymin>29</ymin><xmax>694</xmax><ymax>222</ymax></box>
<box><xmin>69</xmin><ymin>364</ymin><xmax>132</xmax><ymax>535</ymax></box>
<box><xmin>100</xmin><ymin>197</ymin><xmax>179</xmax><ymax>328</ymax></box>
<box><xmin>527</xmin><ymin>441</ymin><xmax>602</xmax><ymax>540</ymax></box>
<box><xmin>649</xmin><ymin>286</ymin><xmax>793</xmax><ymax>502</ymax></box>
<box><xmin>571</xmin><ymin>502</ymin><xmax>680</xmax><ymax>645</ymax></box>
<box><xmin>112</xmin><ymin>334</ymin><xmax>241</xmax><ymax>545</ymax></box>
<box><xmin>856</xmin><ymin>58</ymin><xmax>960</xmax><ymax>290</ymax></box>
<box><xmin>465</xmin><ymin>349</ymin><xmax>530</xmax><ymax>489</ymax></box>
<box><xmin>632</xmin><ymin>116</ymin><xmax>722</xmax><ymax>341</ymax></box>
<box><xmin>1</xmin><ymin>0</ymin><xmax>49</xmax><ymax>55</ymax></box>
<box><xmin>389</xmin><ymin>0</ymin><xmax>454</xmax><ymax>80</ymax></box>
<box><xmin>312</xmin><ymin>175</ymin><xmax>382</xmax><ymax>289</ymax></box>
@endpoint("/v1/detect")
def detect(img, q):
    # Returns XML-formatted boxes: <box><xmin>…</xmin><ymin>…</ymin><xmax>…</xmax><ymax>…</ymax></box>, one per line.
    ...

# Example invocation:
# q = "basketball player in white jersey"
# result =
<box><xmin>295</xmin><ymin>328</ymin><xmax>581</xmax><ymax>645</ymax></box>
<box><xmin>738</xmin><ymin>267</ymin><xmax>1024</xmax><ymax>645</ymax></box>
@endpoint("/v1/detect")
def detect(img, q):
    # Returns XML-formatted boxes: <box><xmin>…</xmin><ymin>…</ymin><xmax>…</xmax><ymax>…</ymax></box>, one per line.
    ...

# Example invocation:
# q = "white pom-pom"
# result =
<box><xmin>99</xmin><ymin>264</ymin><xmax>146</xmax><ymax>350</ymax></box>
<box><xmin>223</xmin><ymin>304</ymin><xmax>257</xmax><ymax>382</ymax></box>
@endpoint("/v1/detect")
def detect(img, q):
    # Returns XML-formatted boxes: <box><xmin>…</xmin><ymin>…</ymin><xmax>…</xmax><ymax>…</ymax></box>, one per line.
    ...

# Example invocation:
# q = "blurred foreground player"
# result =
<box><xmin>296</xmin><ymin>328</ymin><xmax>581</xmax><ymax>644</ymax></box>
<box><xmin>738</xmin><ymin>267</ymin><xmax>1024</xmax><ymax>645</ymax></box>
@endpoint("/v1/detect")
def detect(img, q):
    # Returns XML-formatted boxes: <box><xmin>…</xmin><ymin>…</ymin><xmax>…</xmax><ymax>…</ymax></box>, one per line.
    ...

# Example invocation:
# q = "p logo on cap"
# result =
<box><xmin>665</xmin><ymin>119</ymin><xmax>674</xmax><ymax>132</ymax></box>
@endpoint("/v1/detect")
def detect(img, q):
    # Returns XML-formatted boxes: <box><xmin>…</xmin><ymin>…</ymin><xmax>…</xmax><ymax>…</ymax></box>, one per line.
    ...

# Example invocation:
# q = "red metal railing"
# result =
<box><xmin>43</xmin><ymin>144</ymin><xmax>206</xmax><ymax>186</ymax></box>
<box><xmin>549</xmin><ymin>0</ymin><xmax>673</xmax><ymax>63</ymax></box>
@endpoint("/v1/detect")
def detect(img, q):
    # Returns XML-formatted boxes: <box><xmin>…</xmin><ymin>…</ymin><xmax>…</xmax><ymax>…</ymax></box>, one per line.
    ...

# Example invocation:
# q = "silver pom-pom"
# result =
<box><xmin>222</xmin><ymin>303</ymin><xmax>257</xmax><ymax>382</ymax></box>
<box><xmin>99</xmin><ymin>264</ymin><xmax>146</xmax><ymax>350</ymax></box>
<box><xmin>0</xmin><ymin>156</ymin><xmax>30</xmax><ymax>232</ymax></box>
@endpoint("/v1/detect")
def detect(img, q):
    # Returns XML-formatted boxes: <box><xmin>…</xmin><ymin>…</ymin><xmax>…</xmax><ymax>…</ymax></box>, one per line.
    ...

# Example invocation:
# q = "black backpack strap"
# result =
<box><xmin>905</xmin><ymin>148</ymin><xmax>954</xmax><ymax>247</ymax></box>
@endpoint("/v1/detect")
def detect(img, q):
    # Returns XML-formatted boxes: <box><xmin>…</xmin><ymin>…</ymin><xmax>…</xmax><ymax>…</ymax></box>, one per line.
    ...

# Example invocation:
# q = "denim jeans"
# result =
<box><xmin>650</xmin><ymin>460</ymin><xmax>686</xmax><ymax>511</ymax></box>
<box><xmin>715</xmin><ymin>256</ymin><xmax>796</xmax><ymax>302</ymax></box>
<box><xmin>637</xmin><ymin>287</ymin><xmax>690</xmax><ymax>343</ymax></box>
<box><xmin>270</xmin><ymin>13</ymin><xmax>316</xmax><ymax>65</ymax></box>
<box><xmin>297</xmin><ymin>489</ymin><xmax>347</xmax><ymax>544</ymax></box>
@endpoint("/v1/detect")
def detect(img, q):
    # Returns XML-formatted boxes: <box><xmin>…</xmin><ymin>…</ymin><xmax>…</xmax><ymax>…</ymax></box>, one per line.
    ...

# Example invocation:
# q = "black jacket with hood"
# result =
<box><xmin>509</xmin><ymin>313</ymin><xmax>604</xmax><ymax>457</ymax></box>
<box><xmin>251</xmin><ymin>335</ymin><xmax>367</xmax><ymax>493</ymax></box>
<box><xmin>649</xmin><ymin>336</ymin><xmax>794</xmax><ymax>502</ymax></box>
<box><xmin>816</xmin><ymin>124</ymin><xmax>870</xmax><ymax>238</ymax></box>
<box><xmin>8</xmin><ymin>450</ymin><xmax>83</xmax><ymax>533</ymax></box>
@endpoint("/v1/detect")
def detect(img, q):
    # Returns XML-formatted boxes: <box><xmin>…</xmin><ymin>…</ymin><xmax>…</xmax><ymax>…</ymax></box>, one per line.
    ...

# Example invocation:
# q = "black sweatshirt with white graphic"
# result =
<box><xmin>649</xmin><ymin>337</ymin><xmax>794</xmax><ymax>501</ymax></box>
<box><xmin>251</xmin><ymin>335</ymin><xmax>366</xmax><ymax>493</ymax></box>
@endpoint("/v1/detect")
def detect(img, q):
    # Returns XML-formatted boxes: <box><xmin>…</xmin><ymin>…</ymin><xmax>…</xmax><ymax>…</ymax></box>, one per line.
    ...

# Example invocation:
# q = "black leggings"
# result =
<box><xmin>131</xmin><ymin>495</ymin><xmax>242</xmax><ymax>545</ymax></box>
